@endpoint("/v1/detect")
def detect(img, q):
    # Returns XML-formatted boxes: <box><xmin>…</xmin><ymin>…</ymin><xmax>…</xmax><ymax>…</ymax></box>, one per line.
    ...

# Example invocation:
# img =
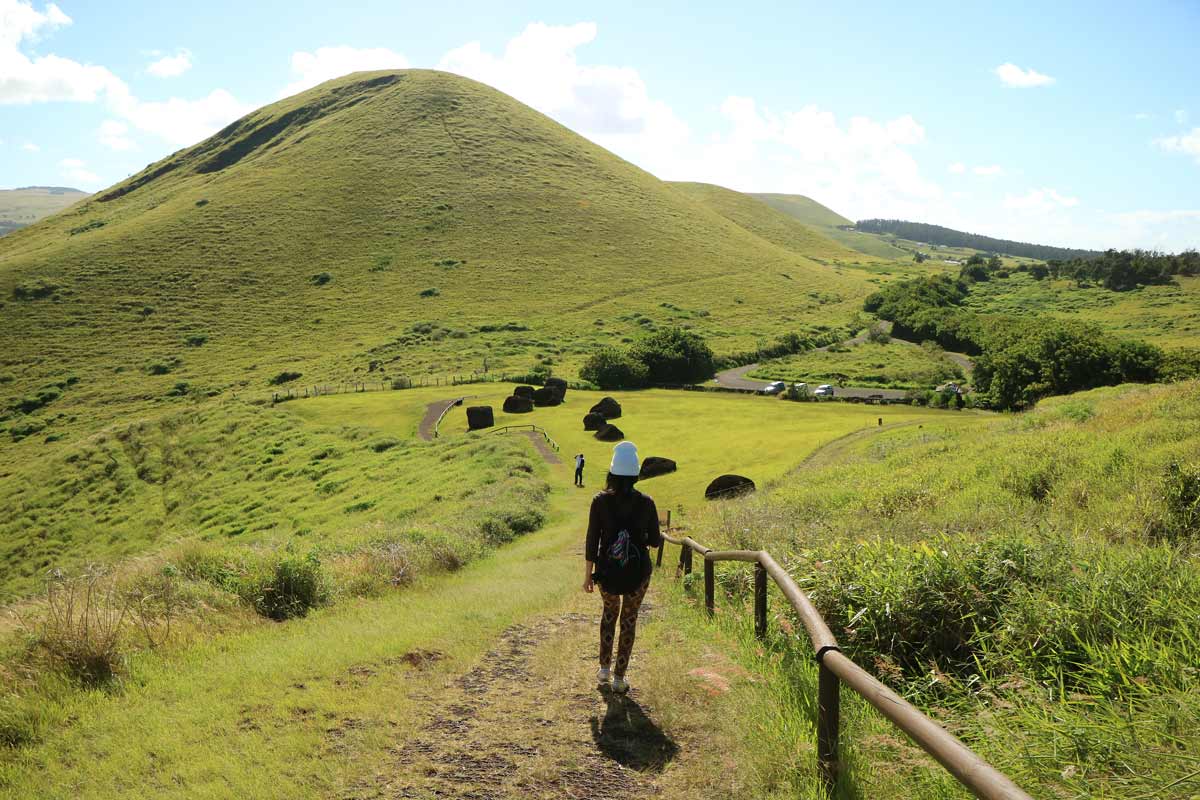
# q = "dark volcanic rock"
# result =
<box><xmin>583</xmin><ymin>412</ymin><xmax>606</xmax><ymax>431</ymax></box>
<box><xmin>466</xmin><ymin>406</ymin><xmax>494</xmax><ymax>431</ymax></box>
<box><xmin>544</xmin><ymin>377</ymin><xmax>568</xmax><ymax>401</ymax></box>
<box><xmin>705</xmin><ymin>474</ymin><xmax>755</xmax><ymax>500</ymax></box>
<box><xmin>594</xmin><ymin>423</ymin><xmax>624</xmax><ymax>442</ymax></box>
<box><xmin>589</xmin><ymin>396</ymin><xmax>622</xmax><ymax>419</ymax></box>
<box><xmin>532</xmin><ymin>386</ymin><xmax>562</xmax><ymax>407</ymax></box>
<box><xmin>503</xmin><ymin>395</ymin><xmax>533</xmax><ymax>413</ymax></box>
<box><xmin>513</xmin><ymin>385</ymin><xmax>536</xmax><ymax>399</ymax></box>
<box><xmin>639</xmin><ymin>456</ymin><xmax>677</xmax><ymax>480</ymax></box>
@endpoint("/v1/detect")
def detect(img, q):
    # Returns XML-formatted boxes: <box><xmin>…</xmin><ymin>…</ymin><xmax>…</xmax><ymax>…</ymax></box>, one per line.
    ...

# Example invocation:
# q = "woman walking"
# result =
<box><xmin>583</xmin><ymin>441</ymin><xmax>662</xmax><ymax>693</ymax></box>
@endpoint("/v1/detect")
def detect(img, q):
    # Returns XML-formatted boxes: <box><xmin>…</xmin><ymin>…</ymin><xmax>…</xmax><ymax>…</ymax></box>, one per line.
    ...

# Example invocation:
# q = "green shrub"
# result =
<box><xmin>11</xmin><ymin>279</ymin><xmax>60</xmax><ymax>301</ymax></box>
<box><xmin>579</xmin><ymin>346</ymin><xmax>648</xmax><ymax>389</ymax></box>
<box><xmin>184</xmin><ymin>334</ymin><xmax>208</xmax><ymax>347</ymax></box>
<box><xmin>268</xmin><ymin>370</ymin><xmax>302</xmax><ymax>385</ymax></box>
<box><xmin>309</xmin><ymin>272</ymin><xmax>332</xmax><ymax>286</ymax></box>
<box><xmin>68</xmin><ymin>220</ymin><xmax>105</xmax><ymax>236</ymax></box>
<box><xmin>1160</xmin><ymin>460</ymin><xmax>1200</xmax><ymax>540</ymax></box>
<box><xmin>238</xmin><ymin>551</ymin><xmax>328</xmax><ymax>621</ymax></box>
<box><xmin>629</xmin><ymin>327</ymin><xmax>715</xmax><ymax>384</ymax></box>
<box><xmin>9</xmin><ymin>417</ymin><xmax>47</xmax><ymax>441</ymax></box>
<box><xmin>419</xmin><ymin>287</ymin><xmax>440</xmax><ymax>297</ymax></box>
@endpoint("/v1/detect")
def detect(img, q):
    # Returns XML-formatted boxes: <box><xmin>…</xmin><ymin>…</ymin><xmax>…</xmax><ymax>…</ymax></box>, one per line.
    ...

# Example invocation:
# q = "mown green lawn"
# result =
<box><xmin>292</xmin><ymin>385</ymin><xmax>974</xmax><ymax>514</ymax></box>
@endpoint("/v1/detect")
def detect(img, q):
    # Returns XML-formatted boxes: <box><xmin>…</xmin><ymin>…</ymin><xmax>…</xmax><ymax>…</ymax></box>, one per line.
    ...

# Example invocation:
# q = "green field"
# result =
<box><xmin>684</xmin><ymin>381</ymin><xmax>1200</xmax><ymax>798</ymax></box>
<box><xmin>0</xmin><ymin>187</ymin><xmax>88</xmax><ymax>235</ymax></box>
<box><xmin>748</xmin><ymin>338</ymin><xmax>964</xmax><ymax>390</ymax></box>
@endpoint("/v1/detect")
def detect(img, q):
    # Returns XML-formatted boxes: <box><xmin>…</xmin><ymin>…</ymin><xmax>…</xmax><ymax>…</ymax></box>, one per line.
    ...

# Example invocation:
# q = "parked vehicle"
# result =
<box><xmin>762</xmin><ymin>380</ymin><xmax>786</xmax><ymax>396</ymax></box>
<box><xmin>814</xmin><ymin>384</ymin><xmax>834</xmax><ymax>397</ymax></box>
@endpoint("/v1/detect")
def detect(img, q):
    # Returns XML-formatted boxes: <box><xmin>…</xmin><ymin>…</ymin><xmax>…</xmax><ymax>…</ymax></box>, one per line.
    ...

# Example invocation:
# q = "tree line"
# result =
<box><xmin>864</xmin><ymin>275</ymin><xmax>1200</xmax><ymax>409</ymax></box>
<box><xmin>856</xmin><ymin>219</ymin><xmax>1100</xmax><ymax>261</ymax></box>
<box><xmin>1043</xmin><ymin>249</ymin><xmax>1200</xmax><ymax>291</ymax></box>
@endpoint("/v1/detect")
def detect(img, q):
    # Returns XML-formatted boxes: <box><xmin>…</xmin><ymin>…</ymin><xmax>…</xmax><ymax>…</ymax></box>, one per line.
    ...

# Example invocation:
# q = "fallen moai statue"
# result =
<box><xmin>594</xmin><ymin>423</ymin><xmax>624</xmax><ymax>441</ymax></box>
<box><xmin>589</xmin><ymin>396</ymin><xmax>622</xmax><ymax>419</ymax></box>
<box><xmin>503</xmin><ymin>395</ymin><xmax>533</xmax><ymax>413</ymax></box>
<box><xmin>705</xmin><ymin>474</ymin><xmax>755</xmax><ymax>499</ymax></box>
<box><xmin>639</xmin><ymin>456</ymin><xmax>677</xmax><ymax>479</ymax></box>
<box><xmin>466</xmin><ymin>406</ymin><xmax>495</xmax><ymax>431</ymax></box>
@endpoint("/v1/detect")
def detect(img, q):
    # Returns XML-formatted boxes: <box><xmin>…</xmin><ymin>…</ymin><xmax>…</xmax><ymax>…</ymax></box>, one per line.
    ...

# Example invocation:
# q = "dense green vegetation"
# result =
<box><xmin>750</xmin><ymin>338</ymin><xmax>963</xmax><ymax>390</ymax></box>
<box><xmin>580</xmin><ymin>327</ymin><xmax>716</xmax><ymax>387</ymax></box>
<box><xmin>687</xmin><ymin>382</ymin><xmax>1200</xmax><ymax>798</ymax></box>
<box><xmin>1045</xmin><ymin>248</ymin><xmax>1200</xmax><ymax>291</ymax></box>
<box><xmin>863</xmin><ymin>274</ymin><xmax>1194</xmax><ymax>407</ymax></box>
<box><xmin>856</xmin><ymin>218</ymin><xmax>1099</xmax><ymax>260</ymax></box>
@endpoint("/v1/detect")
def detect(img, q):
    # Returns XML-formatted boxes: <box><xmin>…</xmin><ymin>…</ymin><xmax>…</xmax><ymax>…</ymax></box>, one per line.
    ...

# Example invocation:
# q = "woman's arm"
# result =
<box><xmin>583</xmin><ymin>497</ymin><xmax>602</xmax><ymax>592</ymax></box>
<box><xmin>644</xmin><ymin>497</ymin><xmax>663</xmax><ymax>548</ymax></box>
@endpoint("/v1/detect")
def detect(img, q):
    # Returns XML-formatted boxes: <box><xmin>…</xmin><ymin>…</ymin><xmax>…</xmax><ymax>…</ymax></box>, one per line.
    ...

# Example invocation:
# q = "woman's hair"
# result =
<box><xmin>604</xmin><ymin>472</ymin><xmax>638</xmax><ymax>496</ymax></box>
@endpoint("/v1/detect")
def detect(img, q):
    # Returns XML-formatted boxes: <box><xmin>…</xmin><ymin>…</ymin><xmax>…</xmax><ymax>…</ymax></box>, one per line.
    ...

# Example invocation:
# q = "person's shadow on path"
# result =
<box><xmin>590</xmin><ymin>687</ymin><xmax>679</xmax><ymax>772</ymax></box>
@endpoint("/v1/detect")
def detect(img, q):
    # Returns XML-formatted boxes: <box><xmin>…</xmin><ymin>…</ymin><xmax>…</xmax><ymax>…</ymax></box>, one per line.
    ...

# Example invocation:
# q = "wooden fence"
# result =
<box><xmin>489</xmin><ymin>424</ymin><xmax>561</xmax><ymax>452</ymax></box>
<box><xmin>655</xmin><ymin>517</ymin><xmax>1032</xmax><ymax>800</ymax></box>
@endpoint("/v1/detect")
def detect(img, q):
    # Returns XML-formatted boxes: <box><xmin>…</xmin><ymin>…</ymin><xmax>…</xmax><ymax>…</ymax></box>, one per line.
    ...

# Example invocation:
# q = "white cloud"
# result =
<box><xmin>972</xmin><ymin>164</ymin><xmax>1004</xmax><ymax>176</ymax></box>
<box><xmin>109</xmin><ymin>88</ymin><xmax>250</xmax><ymax>146</ymax></box>
<box><xmin>1155</xmin><ymin>127</ymin><xmax>1200</xmax><ymax>165</ymax></box>
<box><xmin>948</xmin><ymin>162</ymin><xmax>966</xmax><ymax>174</ymax></box>
<box><xmin>1003</xmin><ymin>187</ymin><xmax>1079</xmax><ymax>211</ymax></box>
<box><xmin>146</xmin><ymin>49</ymin><xmax>191</xmax><ymax>78</ymax></box>
<box><xmin>97</xmin><ymin>118</ymin><xmax>134</xmax><ymax>150</ymax></box>
<box><xmin>1175</xmin><ymin>109</ymin><xmax>1188</xmax><ymax>124</ymax></box>
<box><xmin>280</xmin><ymin>46</ymin><xmax>409</xmax><ymax>98</ymax></box>
<box><xmin>993</xmin><ymin>62</ymin><xmax>1054</xmax><ymax>88</ymax></box>
<box><xmin>58</xmin><ymin>156</ymin><xmax>99</xmax><ymax>186</ymax></box>
<box><xmin>20</xmin><ymin>141</ymin><xmax>37</xmax><ymax>151</ymax></box>
<box><xmin>0</xmin><ymin>3</ymin><xmax>247</xmax><ymax>147</ymax></box>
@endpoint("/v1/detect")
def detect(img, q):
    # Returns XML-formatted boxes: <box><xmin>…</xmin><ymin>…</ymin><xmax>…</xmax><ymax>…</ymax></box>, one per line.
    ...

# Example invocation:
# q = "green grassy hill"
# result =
<box><xmin>668</xmin><ymin>182</ymin><xmax>870</xmax><ymax>263</ymax></box>
<box><xmin>0</xmin><ymin>70</ymin><xmax>872</xmax><ymax>461</ymax></box>
<box><xmin>0</xmin><ymin>187</ymin><xmax>89</xmax><ymax>236</ymax></box>
<box><xmin>752</xmin><ymin>192</ymin><xmax>909</xmax><ymax>259</ymax></box>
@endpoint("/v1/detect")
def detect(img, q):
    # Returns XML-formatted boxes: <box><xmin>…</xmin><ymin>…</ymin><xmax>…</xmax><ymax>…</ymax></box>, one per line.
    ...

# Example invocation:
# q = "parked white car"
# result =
<box><xmin>762</xmin><ymin>380</ymin><xmax>787</xmax><ymax>396</ymax></box>
<box><xmin>814</xmin><ymin>384</ymin><xmax>834</xmax><ymax>397</ymax></box>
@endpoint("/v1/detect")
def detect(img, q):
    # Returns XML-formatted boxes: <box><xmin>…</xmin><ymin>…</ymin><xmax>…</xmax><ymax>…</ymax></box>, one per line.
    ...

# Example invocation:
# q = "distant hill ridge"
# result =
<box><xmin>856</xmin><ymin>218</ymin><xmax>1101</xmax><ymax>261</ymax></box>
<box><xmin>12</xmin><ymin>186</ymin><xmax>86</xmax><ymax>194</ymax></box>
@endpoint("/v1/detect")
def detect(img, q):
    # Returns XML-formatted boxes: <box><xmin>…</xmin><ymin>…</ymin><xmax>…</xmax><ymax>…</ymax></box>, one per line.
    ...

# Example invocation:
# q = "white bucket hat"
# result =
<box><xmin>609</xmin><ymin>441</ymin><xmax>640</xmax><ymax>477</ymax></box>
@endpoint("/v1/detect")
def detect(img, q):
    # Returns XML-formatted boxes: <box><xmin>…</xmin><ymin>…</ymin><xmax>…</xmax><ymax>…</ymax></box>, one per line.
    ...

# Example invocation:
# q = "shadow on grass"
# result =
<box><xmin>590</xmin><ymin>686</ymin><xmax>679</xmax><ymax>772</ymax></box>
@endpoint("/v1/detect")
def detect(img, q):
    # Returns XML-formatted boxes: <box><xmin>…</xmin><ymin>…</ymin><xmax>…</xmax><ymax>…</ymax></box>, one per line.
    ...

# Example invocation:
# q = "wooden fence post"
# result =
<box><xmin>704</xmin><ymin>559</ymin><xmax>715</xmax><ymax>617</ymax></box>
<box><xmin>681</xmin><ymin>545</ymin><xmax>692</xmax><ymax>575</ymax></box>
<box><xmin>754</xmin><ymin>562</ymin><xmax>768</xmax><ymax>640</ymax></box>
<box><xmin>818</xmin><ymin>659</ymin><xmax>841</xmax><ymax>792</ymax></box>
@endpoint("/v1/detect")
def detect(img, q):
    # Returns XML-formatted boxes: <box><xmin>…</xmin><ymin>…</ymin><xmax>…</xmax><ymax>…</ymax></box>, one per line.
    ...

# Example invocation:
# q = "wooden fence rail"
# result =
<box><xmin>657</xmin><ymin>526</ymin><xmax>1032</xmax><ymax>800</ymax></box>
<box><xmin>489</xmin><ymin>424</ymin><xmax>561</xmax><ymax>452</ymax></box>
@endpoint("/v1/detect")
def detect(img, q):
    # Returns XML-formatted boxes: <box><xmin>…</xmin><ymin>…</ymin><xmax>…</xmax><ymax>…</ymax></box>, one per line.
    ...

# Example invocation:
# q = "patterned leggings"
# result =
<box><xmin>599</xmin><ymin>579</ymin><xmax>649</xmax><ymax>677</ymax></box>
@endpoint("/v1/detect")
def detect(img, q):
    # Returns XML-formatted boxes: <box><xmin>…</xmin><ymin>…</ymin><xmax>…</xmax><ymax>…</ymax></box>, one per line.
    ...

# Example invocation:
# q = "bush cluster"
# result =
<box><xmin>580</xmin><ymin>327</ymin><xmax>714</xmax><ymax>389</ymax></box>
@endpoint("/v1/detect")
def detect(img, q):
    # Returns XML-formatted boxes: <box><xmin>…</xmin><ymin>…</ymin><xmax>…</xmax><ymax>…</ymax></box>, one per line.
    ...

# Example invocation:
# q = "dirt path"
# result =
<box><xmin>418</xmin><ymin>398</ymin><xmax>463</xmax><ymax>441</ymax></box>
<box><xmin>795</xmin><ymin>420</ymin><xmax>926</xmax><ymax>472</ymax></box>
<box><xmin>354</xmin><ymin>607</ymin><xmax>675</xmax><ymax>799</ymax></box>
<box><xmin>520</xmin><ymin>430</ymin><xmax>562</xmax><ymax>465</ymax></box>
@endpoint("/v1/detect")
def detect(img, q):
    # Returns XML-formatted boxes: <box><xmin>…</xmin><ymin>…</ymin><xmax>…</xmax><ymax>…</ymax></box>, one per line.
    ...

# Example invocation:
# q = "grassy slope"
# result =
<box><xmin>748</xmin><ymin>339</ymin><xmax>963</xmax><ymax>390</ymax></box>
<box><xmin>667</xmin><ymin>182</ymin><xmax>871</xmax><ymax>264</ymax></box>
<box><xmin>750</xmin><ymin>193</ymin><xmax>909</xmax><ymax>259</ymax></box>
<box><xmin>0</xmin><ymin>69</ymin><xmax>871</xmax><ymax>469</ymax></box>
<box><xmin>0</xmin><ymin>188</ymin><xmax>88</xmax><ymax>234</ymax></box>
<box><xmin>962</xmin><ymin>270</ymin><xmax>1200</xmax><ymax>348</ymax></box>
<box><xmin>0</xmin><ymin>391</ymin><xmax>986</xmax><ymax>798</ymax></box>
<box><xmin>0</xmin><ymin>388</ymin><xmax>548</xmax><ymax>599</ymax></box>
<box><xmin>685</xmin><ymin>381</ymin><xmax>1200</xmax><ymax>798</ymax></box>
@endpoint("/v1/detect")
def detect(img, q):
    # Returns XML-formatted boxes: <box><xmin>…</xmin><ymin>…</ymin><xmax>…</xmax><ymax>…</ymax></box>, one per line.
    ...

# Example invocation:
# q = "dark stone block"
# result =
<box><xmin>532</xmin><ymin>386</ymin><xmax>562</xmax><ymax>407</ymax></box>
<box><xmin>544</xmin><ymin>377</ymin><xmax>568</xmax><ymax>401</ymax></box>
<box><xmin>589</xmin><ymin>396</ymin><xmax>622</xmax><ymax>419</ymax></box>
<box><xmin>503</xmin><ymin>395</ymin><xmax>533</xmax><ymax>413</ymax></box>
<box><xmin>594</xmin><ymin>423</ymin><xmax>624</xmax><ymax>442</ymax></box>
<box><xmin>583</xmin><ymin>412</ymin><xmax>606</xmax><ymax>431</ymax></box>
<box><xmin>705</xmin><ymin>474</ymin><xmax>755</xmax><ymax>500</ymax></box>
<box><xmin>639</xmin><ymin>456</ymin><xmax>677</xmax><ymax>480</ymax></box>
<box><xmin>513</xmin><ymin>385</ymin><xmax>536</xmax><ymax>399</ymax></box>
<box><xmin>466</xmin><ymin>406</ymin><xmax>494</xmax><ymax>431</ymax></box>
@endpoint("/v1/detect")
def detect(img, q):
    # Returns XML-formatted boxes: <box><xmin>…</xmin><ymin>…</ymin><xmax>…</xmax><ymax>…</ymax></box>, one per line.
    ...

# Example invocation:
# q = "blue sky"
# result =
<box><xmin>2</xmin><ymin>0</ymin><xmax>1198</xmax><ymax>250</ymax></box>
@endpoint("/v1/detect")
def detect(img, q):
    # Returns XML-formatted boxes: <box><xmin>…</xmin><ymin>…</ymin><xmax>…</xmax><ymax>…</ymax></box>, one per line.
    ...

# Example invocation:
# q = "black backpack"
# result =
<box><xmin>594</xmin><ymin>494</ymin><xmax>649</xmax><ymax>594</ymax></box>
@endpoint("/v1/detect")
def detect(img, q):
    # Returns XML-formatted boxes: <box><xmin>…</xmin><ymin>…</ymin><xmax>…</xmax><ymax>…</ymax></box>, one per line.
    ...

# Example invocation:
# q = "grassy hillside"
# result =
<box><xmin>685</xmin><ymin>380</ymin><xmax>1200</xmax><ymax>798</ymax></box>
<box><xmin>668</xmin><ymin>182</ymin><xmax>869</xmax><ymax>264</ymax></box>
<box><xmin>0</xmin><ymin>187</ymin><xmax>88</xmax><ymax>236</ymax></box>
<box><xmin>750</xmin><ymin>192</ymin><xmax>909</xmax><ymax>259</ymax></box>
<box><xmin>0</xmin><ymin>70</ymin><xmax>873</xmax><ymax>467</ymax></box>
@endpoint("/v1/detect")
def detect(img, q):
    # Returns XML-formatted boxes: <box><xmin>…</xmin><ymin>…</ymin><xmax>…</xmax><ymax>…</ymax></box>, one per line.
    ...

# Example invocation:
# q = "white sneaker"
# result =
<box><xmin>596</xmin><ymin>667</ymin><xmax>611</xmax><ymax>686</ymax></box>
<box><xmin>611</xmin><ymin>675</ymin><xmax>629</xmax><ymax>694</ymax></box>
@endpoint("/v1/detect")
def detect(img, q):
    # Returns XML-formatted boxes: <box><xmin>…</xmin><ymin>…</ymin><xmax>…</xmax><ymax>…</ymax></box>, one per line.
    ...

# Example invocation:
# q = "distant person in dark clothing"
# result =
<box><xmin>583</xmin><ymin>442</ymin><xmax>662</xmax><ymax>694</ymax></box>
<box><xmin>574</xmin><ymin>452</ymin><xmax>585</xmax><ymax>486</ymax></box>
